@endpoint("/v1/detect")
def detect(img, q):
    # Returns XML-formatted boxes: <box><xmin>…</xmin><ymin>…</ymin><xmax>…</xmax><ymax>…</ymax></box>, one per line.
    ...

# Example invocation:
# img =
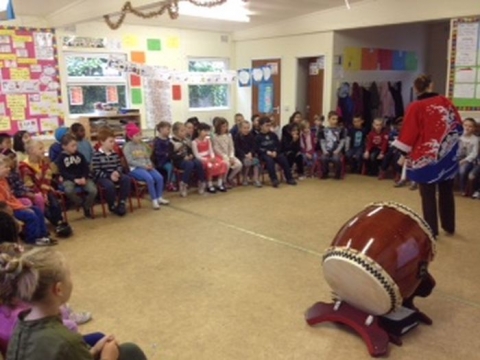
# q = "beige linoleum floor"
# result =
<box><xmin>59</xmin><ymin>175</ymin><xmax>480</xmax><ymax>360</ymax></box>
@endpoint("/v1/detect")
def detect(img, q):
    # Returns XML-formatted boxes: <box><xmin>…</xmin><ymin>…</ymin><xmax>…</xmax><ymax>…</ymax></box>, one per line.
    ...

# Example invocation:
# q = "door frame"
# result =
<box><xmin>295</xmin><ymin>54</ymin><xmax>328</xmax><ymax>117</ymax></box>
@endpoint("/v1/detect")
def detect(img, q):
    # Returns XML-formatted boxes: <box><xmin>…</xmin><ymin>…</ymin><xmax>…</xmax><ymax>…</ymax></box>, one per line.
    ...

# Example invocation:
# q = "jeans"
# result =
<box><xmin>366</xmin><ymin>148</ymin><xmax>382</xmax><ymax>175</ymax></box>
<box><xmin>320</xmin><ymin>153</ymin><xmax>342</xmax><ymax>179</ymax></box>
<box><xmin>180</xmin><ymin>159</ymin><xmax>205</xmax><ymax>183</ymax></box>
<box><xmin>14</xmin><ymin>206</ymin><xmax>48</xmax><ymax>243</ymax></box>
<box><xmin>419</xmin><ymin>179</ymin><xmax>455</xmax><ymax>237</ymax></box>
<box><xmin>97</xmin><ymin>174</ymin><xmax>131</xmax><ymax>207</ymax></box>
<box><xmin>63</xmin><ymin>179</ymin><xmax>98</xmax><ymax>209</ymax></box>
<box><xmin>468</xmin><ymin>165</ymin><xmax>480</xmax><ymax>191</ymax></box>
<box><xmin>302</xmin><ymin>153</ymin><xmax>318</xmax><ymax>169</ymax></box>
<box><xmin>381</xmin><ymin>147</ymin><xmax>401</xmax><ymax>173</ymax></box>
<box><xmin>83</xmin><ymin>332</ymin><xmax>105</xmax><ymax>347</ymax></box>
<box><xmin>458</xmin><ymin>161</ymin><xmax>474</xmax><ymax>192</ymax></box>
<box><xmin>130</xmin><ymin>168</ymin><xmax>164</xmax><ymax>200</ymax></box>
<box><xmin>157</xmin><ymin>162</ymin><xmax>174</xmax><ymax>184</ymax></box>
<box><xmin>44</xmin><ymin>192</ymin><xmax>64</xmax><ymax>226</ymax></box>
<box><xmin>346</xmin><ymin>147</ymin><xmax>363</xmax><ymax>173</ymax></box>
<box><xmin>260</xmin><ymin>154</ymin><xmax>293</xmax><ymax>182</ymax></box>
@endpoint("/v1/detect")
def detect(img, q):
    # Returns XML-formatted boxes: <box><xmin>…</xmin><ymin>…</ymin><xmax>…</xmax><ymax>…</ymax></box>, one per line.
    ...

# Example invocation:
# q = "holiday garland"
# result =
<box><xmin>104</xmin><ymin>0</ymin><xmax>235</xmax><ymax>30</ymax></box>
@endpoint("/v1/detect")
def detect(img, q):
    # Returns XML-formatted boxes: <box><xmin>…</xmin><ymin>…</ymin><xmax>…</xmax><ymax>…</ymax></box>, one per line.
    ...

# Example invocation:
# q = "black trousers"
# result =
<box><xmin>286</xmin><ymin>152</ymin><xmax>304</xmax><ymax>175</ymax></box>
<box><xmin>260</xmin><ymin>154</ymin><xmax>293</xmax><ymax>182</ymax></box>
<box><xmin>418</xmin><ymin>179</ymin><xmax>455</xmax><ymax>237</ymax></box>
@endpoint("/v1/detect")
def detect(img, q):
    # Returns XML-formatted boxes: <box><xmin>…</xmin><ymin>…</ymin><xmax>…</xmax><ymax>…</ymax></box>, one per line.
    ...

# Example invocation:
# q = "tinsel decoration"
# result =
<box><xmin>104</xmin><ymin>0</ymin><xmax>244</xmax><ymax>30</ymax></box>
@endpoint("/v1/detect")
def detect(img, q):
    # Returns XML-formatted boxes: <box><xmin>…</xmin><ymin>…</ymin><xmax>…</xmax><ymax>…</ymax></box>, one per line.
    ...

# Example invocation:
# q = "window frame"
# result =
<box><xmin>187</xmin><ymin>57</ymin><xmax>231</xmax><ymax>112</ymax></box>
<box><xmin>64</xmin><ymin>52</ymin><xmax>129</xmax><ymax>114</ymax></box>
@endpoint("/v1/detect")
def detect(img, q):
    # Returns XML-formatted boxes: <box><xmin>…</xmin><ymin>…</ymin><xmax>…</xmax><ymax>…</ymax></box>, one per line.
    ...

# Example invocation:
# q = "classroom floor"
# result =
<box><xmin>60</xmin><ymin>175</ymin><xmax>480</xmax><ymax>360</ymax></box>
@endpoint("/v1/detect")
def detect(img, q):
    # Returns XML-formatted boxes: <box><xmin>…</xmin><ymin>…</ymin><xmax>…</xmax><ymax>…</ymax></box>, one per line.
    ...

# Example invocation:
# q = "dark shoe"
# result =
<box><xmin>116</xmin><ymin>203</ymin><xmax>127</xmax><ymax>217</ymax></box>
<box><xmin>287</xmin><ymin>179</ymin><xmax>297</xmax><ymax>186</ymax></box>
<box><xmin>272</xmin><ymin>180</ymin><xmax>280</xmax><ymax>188</ymax></box>
<box><xmin>217</xmin><ymin>185</ymin><xmax>227</xmax><ymax>192</ymax></box>
<box><xmin>207</xmin><ymin>186</ymin><xmax>217</xmax><ymax>194</ymax></box>
<box><xmin>55</xmin><ymin>222</ymin><xmax>72</xmax><ymax>238</ymax></box>
<box><xmin>83</xmin><ymin>207</ymin><xmax>93</xmax><ymax>219</ymax></box>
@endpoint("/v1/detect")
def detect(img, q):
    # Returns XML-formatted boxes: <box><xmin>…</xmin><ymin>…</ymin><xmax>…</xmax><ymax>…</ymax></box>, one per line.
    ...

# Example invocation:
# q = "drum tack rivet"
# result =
<box><xmin>365</xmin><ymin>315</ymin><xmax>374</xmax><ymax>327</ymax></box>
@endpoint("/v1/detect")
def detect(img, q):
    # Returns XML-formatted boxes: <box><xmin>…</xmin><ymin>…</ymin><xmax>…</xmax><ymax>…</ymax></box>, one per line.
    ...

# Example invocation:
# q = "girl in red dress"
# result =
<box><xmin>192</xmin><ymin>123</ymin><xmax>228</xmax><ymax>194</ymax></box>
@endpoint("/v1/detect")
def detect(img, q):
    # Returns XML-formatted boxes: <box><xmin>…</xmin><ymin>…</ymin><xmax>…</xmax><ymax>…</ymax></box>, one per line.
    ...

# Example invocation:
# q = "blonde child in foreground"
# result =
<box><xmin>2</xmin><ymin>248</ymin><xmax>148</xmax><ymax>360</ymax></box>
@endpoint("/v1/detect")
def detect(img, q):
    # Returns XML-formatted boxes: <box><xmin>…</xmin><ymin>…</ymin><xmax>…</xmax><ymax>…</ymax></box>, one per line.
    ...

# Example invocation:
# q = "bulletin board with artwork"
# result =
<box><xmin>0</xmin><ymin>26</ymin><xmax>63</xmax><ymax>135</ymax></box>
<box><xmin>447</xmin><ymin>17</ymin><xmax>480</xmax><ymax>111</ymax></box>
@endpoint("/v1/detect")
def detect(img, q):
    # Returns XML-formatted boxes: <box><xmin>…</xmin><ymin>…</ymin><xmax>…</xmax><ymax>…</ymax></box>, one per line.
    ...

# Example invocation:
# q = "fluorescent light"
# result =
<box><xmin>345</xmin><ymin>0</ymin><xmax>351</xmax><ymax>10</ymax></box>
<box><xmin>179</xmin><ymin>0</ymin><xmax>251</xmax><ymax>23</ymax></box>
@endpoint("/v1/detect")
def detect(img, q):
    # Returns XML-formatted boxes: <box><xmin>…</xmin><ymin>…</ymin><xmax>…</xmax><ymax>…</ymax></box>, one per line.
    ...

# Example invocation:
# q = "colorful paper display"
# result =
<box><xmin>131</xmin><ymin>88</ymin><xmax>143</xmax><ymax>105</ymax></box>
<box><xmin>343</xmin><ymin>47</ymin><xmax>362</xmax><ymax>71</ymax></box>
<box><xmin>0</xmin><ymin>26</ymin><xmax>63</xmax><ymax>135</ymax></box>
<box><xmin>131</xmin><ymin>51</ymin><xmax>146</xmax><ymax>64</ymax></box>
<box><xmin>147</xmin><ymin>39</ymin><xmax>161</xmax><ymax>51</ymax></box>
<box><xmin>172</xmin><ymin>85</ymin><xmax>182</xmax><ymax>101</ymax></box>
<box><xmin>122</xmin><ymin>35</ymin><xmax>139</xmax><ymax>49</ymax></box>
<box><xmin>361</xmin><ymin>48</ymin><xmax>379</xmax><ymax>70</ymax></box>
<box><xmin>130</xmin><ymin>74</ymin><xmax>141</xmax><ymax>87</ymax></box>
<box><xmin>166</xmin><ymin>36</ymin><xmax>180</xmax><ymax>49</ymax></box>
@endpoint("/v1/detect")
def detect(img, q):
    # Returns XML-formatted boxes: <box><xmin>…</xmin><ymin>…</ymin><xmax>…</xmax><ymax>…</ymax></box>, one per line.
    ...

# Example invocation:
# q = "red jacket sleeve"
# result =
<box><xmin>393</xmin><ymin>103</ymin><xmax>419</xmax><ymax>153</ymax></box>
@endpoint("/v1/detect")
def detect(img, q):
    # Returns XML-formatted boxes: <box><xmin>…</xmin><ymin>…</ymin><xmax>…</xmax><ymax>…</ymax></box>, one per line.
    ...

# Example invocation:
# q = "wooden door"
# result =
<box><xmin>306</xmin><ymin>58</ymin><xmax>324</xmax><ymax>125</ymax></box>
<box><xmin>251</xmin><ymin>59</ymin><xmax>281</xmax><ymax>127</ymax></box>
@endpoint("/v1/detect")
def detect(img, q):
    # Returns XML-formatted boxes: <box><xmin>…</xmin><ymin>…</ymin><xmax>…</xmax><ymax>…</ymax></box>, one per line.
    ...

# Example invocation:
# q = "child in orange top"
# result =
<box><xmin>0</xmin><ymin>155</ymin><xmax>56</xmax><ymax>246</ymax></box>
<box><xmin>19</xmin><ymin>141</ymin><xmax>72</xmax><ymax>238</ymax></box>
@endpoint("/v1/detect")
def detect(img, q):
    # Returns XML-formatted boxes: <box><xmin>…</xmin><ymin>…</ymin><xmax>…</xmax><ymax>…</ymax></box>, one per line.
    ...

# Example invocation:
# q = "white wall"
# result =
<box><xmin>332</xmin><ymin>24</ymin><xmax>428</xmax><ymax>110</ymax></box>
<box><xmin>235</xmin><ymin>31</ymin><xmax>334</xmax><ymax>127</ymax></box>
<box><xmin>55</xmin><ymin>22</ymin><xmax>236</xmax><ymax>130</ymax></box>
<box><xmin>425</xmin><ymin>22</ymin><xmax>450</xmax><ymax>96</ymax></box>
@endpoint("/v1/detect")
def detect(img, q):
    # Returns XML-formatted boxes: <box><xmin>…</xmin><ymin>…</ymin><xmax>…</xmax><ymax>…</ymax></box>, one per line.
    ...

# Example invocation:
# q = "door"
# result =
<box><xmin>251</xmin><ymin>59</ymin><xmax>281</xmax><ymax>128</ymax></box>
<box><xmin>306</xmin><ymin>57</ymin><xmax>324</xmax><ymax>125</ymax></box>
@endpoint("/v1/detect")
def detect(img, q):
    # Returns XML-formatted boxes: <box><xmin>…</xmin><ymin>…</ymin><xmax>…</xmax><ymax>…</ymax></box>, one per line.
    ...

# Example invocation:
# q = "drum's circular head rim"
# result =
<box><xmin>367</xmin><ymin>201</ymin><xmax>437</xmax><ymax>257</ymax></box>
<box><xmin>323</xmin><ymin>247</ymin><xmax>402</xmax><ymax>315</ymax></box>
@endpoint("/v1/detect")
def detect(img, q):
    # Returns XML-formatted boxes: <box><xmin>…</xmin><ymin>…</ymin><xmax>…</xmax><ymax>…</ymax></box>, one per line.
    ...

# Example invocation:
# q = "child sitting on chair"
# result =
<box><xmin>212</xmin><ymin>117</ymin><xmax>243</xmax><ymax>188</ymax></box>
<box><xmin>282</xmin><ymin>124</ymin><xmax>305</xmax><ymax>180</ymax></box>
<box><xmin>56</xmin><ymin>134</ymin><xmax>98</xmax><ymax>219</ymax></box>
<box><xmin>70</xmin><ymin>123</ymin><xmax>94</xmax><ymax>165</ymax></box>
<box><xmin>0</xmin><ymin>134</ymin><xmax>14</xmax><ymax>156</ymax></box>
<box><xmin>1</xmin><ymin>248</ymin><xmax>148</xmax><ymax>360</ymax></box>
<box><xmin>124</xmin><ymin>123</ymin><xmax>169</xmax><ymax>210</ymax></box>
<box><xmin>234</xmin><ymin>120</ymin><xmax>262</xmax><ymax>187</ymax></box>
<box><xmin>300</xmin><ymin>120</ymin><xmax>318</xmax><ymax>174</ymax></box>
<box><xmin>5</xmin><ymin>155</ymin><xmax>45</xmax><ymax>212</ymax></box>
<box><xmin>364</xmin><ymin>118</ymin><xmax>389</xmax><ymax>176</ymax></box>
<box><xmin>19</xmin><ymin>141</ymin><xmax>72</xmax><ymax>237</ymax></box>
<box><xmin>169</xmin><ymin>122</ymin><xmax>206</xmax><ymax>197</ymax></box>
<box><xmin>319</xmin><ymin>111</ymin><xmax>345</xmax><ymax>180</ymax></box>
<box><xmin>92</xmin><ymin>128</ymin><xmax>131</xmax><ymax>217</ymax></box>
<box><xmin>153</xmin><ymin>122</ymin><xmax>176</xmax><ymax>192</ymax></box>
<box><xmin>346</xmin><ymin>116</ymin><xmax>367</xmax><ymax>174</ymax></box>
<box><xmin>12</xmin><ymin>131</ymin><xmax>31</xmax><ymax>163</ymax></box>
<box><xmin>48</xmin><ymin>127</ymin><xmax>69</xmax><ymax>164</ymax></box>
<box><xmin>192</xmin><ymin>123</ymin><xmax>228</xmax><ymax>194</ymax></box>
<box><xmin>458</xmin><ymin>118</ymin><xmax>479</xmax><ymax>195</ymax></box>
<box><xmin>255</xmin><ymin>117</ymin><xmax>297</xmax><ymax>188</ymax></box>
<box><xmin>0</xmin><ymin>155</ymin><xmax>56</xmax><ymax>246</ymax></box>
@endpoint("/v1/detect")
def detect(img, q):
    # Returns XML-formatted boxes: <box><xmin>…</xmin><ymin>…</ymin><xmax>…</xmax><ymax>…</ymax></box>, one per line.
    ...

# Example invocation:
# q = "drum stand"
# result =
<box><xmin>305</xmin><ymin>273</ymin><xmax>436</xmax><ymax>357</ymax></box>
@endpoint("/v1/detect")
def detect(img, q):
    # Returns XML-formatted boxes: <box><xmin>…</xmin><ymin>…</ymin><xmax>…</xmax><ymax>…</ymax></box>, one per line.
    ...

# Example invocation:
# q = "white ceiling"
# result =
<box><xmin>12</xmin><ymin>0</ymin><xmax>364</xmax><ymax>32</ymax></box>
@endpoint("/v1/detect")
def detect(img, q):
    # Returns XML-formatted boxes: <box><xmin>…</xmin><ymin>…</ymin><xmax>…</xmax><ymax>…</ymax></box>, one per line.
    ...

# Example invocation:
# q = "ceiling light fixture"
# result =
<box><xmin>104</xmin><ymin>0</ymin><xmax>249</xmax><ymax>30</ymax></box>
<box><xmin>179</xmin><ymin>0</ymin><xmax>250</xmax><ymax>22</ymax></box>
<box><xmin>345</xmin><ymin>0</ymin><xmax>351</xmax><ymax>10</ymax></box>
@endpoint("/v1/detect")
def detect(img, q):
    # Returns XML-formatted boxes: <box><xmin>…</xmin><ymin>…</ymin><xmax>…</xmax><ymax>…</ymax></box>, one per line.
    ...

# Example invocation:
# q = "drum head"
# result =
<box><xmin>323</xmin><ymin>248</ymin><xmax>402</xmax><ymax>316</ymax></box>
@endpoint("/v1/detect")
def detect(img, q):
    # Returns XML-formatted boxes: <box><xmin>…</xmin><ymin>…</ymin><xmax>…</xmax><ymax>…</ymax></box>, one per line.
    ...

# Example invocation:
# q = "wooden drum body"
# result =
<box><xmin>322</xmin><ymin>202</ymin><xmax>436</xmax><ymax>316</ymax></box>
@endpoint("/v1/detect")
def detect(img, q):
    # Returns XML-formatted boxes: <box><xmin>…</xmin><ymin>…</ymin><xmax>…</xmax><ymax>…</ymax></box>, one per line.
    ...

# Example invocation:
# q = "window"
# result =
<box><xmin>188</xmin><ymin>58</ymin><xmax>230</xmax><ymax>110</ymax></box>
<box><xmin>65</xmin><ymin>53</ymin><xmax>128</xmax><ymax>114</ymax></box>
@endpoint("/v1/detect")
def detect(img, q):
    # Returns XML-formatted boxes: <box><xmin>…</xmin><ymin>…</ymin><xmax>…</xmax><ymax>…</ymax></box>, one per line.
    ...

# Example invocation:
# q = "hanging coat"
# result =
<box><xmin>389</xmin><ymin>81</ymin><xmax>404</xmax><ymax>118</ymax></box>
<box><xmin>379</xmin><ymin>82</ymin><xmax>395</xmax><ymax>118</ymax></box>
<box><xmin>351</xmin><ymin>82</ymin><xmax>364</xmax><ymax>118</ymax></box>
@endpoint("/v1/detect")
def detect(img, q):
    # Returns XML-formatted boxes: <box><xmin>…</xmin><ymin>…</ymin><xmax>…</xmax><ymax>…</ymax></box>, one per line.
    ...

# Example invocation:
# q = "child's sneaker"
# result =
<box><xmin>35</xmin><ymin>237</ymin><xmax>58</xmax><ymax>246</ymax></box>
<box><xmin>207</xmin><ymin>186</ymin><xmax>217</xmax><ymax>194</ymax></box>
<box><xmin>179</xmin><ymin>182</ymin><xmax>188</xmax><ymax>197</ymax></box>
<box><xmin>70</xmin><ymin>311</ymin><xmax>92</xmax><ymax>325</ymax></box>
<box><xmin>254</xmin><ymin>181</ymin><xmax>262</xmax><ymax>188</ymax></box>
<box><xmin>158</xmin><ymin>197</ymin><xmax>170</xmax><ymax>205</ymax></box>
<box><xmin>198</xmin><ymin>182</ymin><xmax>206</xmax><ymax>195</ymax></box>
<box><xmin>83</xmin><ymin>207</ymin><xmax>93</xmax><ymax>219</ymax></box>
<box><xmin>394</xmin><ymin>180</ymin><xmax>406</xmax><ymax>188</ymax></box>
<box><xmin>152</xmin><ymin>199</ymin><xmax>160</xmax><ymax>210</ymax></box>
<box><xmin>298</xmin><ymin>175</ymin><xmax>306</xmax><ymax>181</ymax></box>
<box><xmin>378</xmin><ymin>171</ymin><xmax>386</xmax><ymax>180</ymax></box>
<box><xmin>472</xmin><ymin>191</ymin><xmax>480</xmax><ymax>199</ymax></box>
<box><xmin>242</xmin><ymin>180</ymin><xmax>249</xmax><ymax>186</ymax></box>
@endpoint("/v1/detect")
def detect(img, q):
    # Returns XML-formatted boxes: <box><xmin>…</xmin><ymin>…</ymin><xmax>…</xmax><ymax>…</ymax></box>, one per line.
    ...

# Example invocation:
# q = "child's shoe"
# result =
<box><xmin>272</xmin><ymin>179</ymin><xmax>280</xmax><ymax>188</ymax></box>
<box><xmin>394</xmin><ymin>180</ymin><xmax>407</xmax><ymax>188</ymax></box>
<box><xmin>287</xmin><ymin>179</ymin><xmax>297</xmax><ymax>186</ymax></box>
<box><xmin>409</xmin><ymin>182</ymin><xmax>418</xmax><ymax>191</ymax></box>
<box><xmin>55</xmin><ymin>222</ymin><xmax>72</xmax><ymax>237</ymax></box>
<box><xmin>217</xmin><ymin>185</ymin><xmax>227</xmax><ymax>192</ymax></box>
<box><xmin>198</xmin><ymin>182</ymin><xmax>206</xmax><ymax>195</ymax></box>
<box><xmin>158</xmin><ymin>197</ymin><xmax>170</xmax><ymax>205</ymax></box>
<box><xmin>207</xmin><ymin>186</ymin><xmax>217</xmax><ymax>194</ymax></box>
<box><xmin>242</xmin><ymin>179</ymin><xmax>249</xmax><ymax>186</ymax></box>
<box><xmin>254</xmin><ymin>181</ymin><xmax>262</xmax><ymax>188</ymax></box>
<box><xmin>152</xmin><ymin>199</ymin><xmax>160</xmax><ymax>210</ymax></box>
<box><xmin>116</xmin><ymin>202</ymin><xmax>127</xmax><ymax>216</ymax></box>
<box><xmin>35</xmin><ymin>237</ymin><xmax>58</xmax><ymax>246</ymax></box>
<box><xmin>472</xmin><ymin>191</ymin><xmax>480</xmax><ymax>199</ymax></box>
<box><xmin>83</xmin><ymin>207</ymin><xmax>93</xmax><ymax>219</ymax></box>
<box><xmin>378</xmin><ymin>171</ymin><xmax>386</xmax><ymax>180</ymax></box>
<box><xmin>179</xmin><ymin>182</ymin><xmax>188</xmax><ymax>197</ymax></box>
<box><xmin>70</xmin><ymin>311</ymin><xmax>92</xmax><ymax>325</ymax></box>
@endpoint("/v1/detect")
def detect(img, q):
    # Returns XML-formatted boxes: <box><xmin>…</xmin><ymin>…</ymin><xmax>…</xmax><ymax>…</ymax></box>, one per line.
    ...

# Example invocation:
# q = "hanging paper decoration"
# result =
<box><xmin>251</xmin><ymin>68</ymin><xmax>264</xmax><ymax>85</ymax></box>
<box><xmin>144</xmin><ymin>77</ymin><xmax>172</xmax><ymax>129</ymax></box>
<box><xmin>262</xmin><ymin>66</ymin><xmax>272</xmax><ymax>83</ymax></box>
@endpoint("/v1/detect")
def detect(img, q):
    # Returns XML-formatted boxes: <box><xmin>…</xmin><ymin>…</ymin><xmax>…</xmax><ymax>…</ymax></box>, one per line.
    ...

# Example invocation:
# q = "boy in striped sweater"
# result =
<box><xmin>91</xmin><ymin>128</ymin><xmax>131</xmax><ymax>216</ymax></box>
